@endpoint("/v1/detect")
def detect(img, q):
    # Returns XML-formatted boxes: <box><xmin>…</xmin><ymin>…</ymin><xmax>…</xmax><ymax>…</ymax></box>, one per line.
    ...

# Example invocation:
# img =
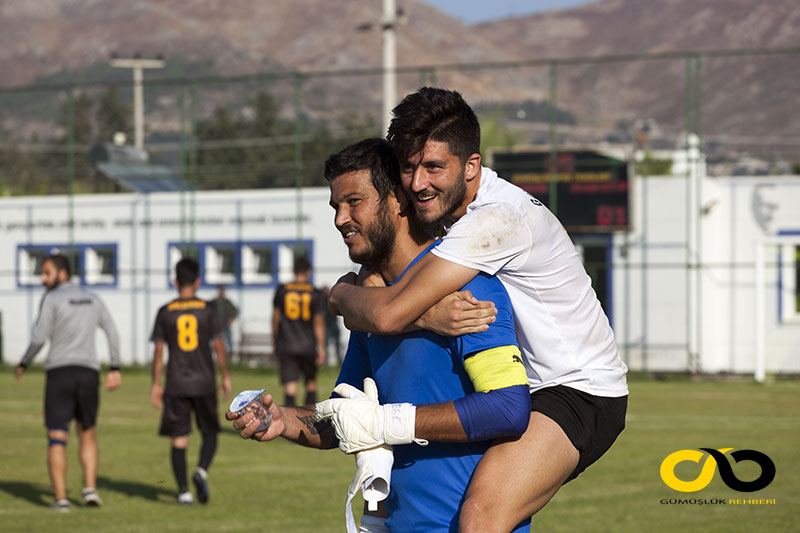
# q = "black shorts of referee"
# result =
<box><xmin>530</xmin><ymin>385</ymin><xmax>627</xmax><ymax>483</ymax></box>
<box><xmin>45</xmin><ymin>365</ymin><xmax>100</xmax><ymax>429</ymax></box>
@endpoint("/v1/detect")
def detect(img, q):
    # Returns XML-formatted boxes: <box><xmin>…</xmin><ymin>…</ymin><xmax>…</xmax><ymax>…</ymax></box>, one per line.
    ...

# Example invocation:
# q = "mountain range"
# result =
<box><xmin>1</xmin><ymin>0</ymin><xmax>798</xmax><ymax>153</ymax></box>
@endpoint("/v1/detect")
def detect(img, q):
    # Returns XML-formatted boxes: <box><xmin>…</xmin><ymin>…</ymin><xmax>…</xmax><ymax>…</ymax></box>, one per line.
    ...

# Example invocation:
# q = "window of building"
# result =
<box><xmin>779</xmin><ymin>243</ymin><xmax>800</xmax><ymax>322</ymax></box>
<box><xmin>17</xmin><ymin>243</ymin><xmax>118</xmax><ymax>288</ymax></box>
<box><xmin>241</xmin><ymin>244</ymin><xmax>274</xmax><ymax>285</ymax></box>
<box><xmin>17</xmin><ymin>247</ymin><xmax>48</xmax><ymax>286</ymax></box>
<box><xmin>204</xmin><ymin>244</ymin><xmax>237</xmax><ymax>285</ymax></box>
<box><xmin>167</xmin><ymin>240</ymin><xmax>312</xmax><ymax>288</ymax></box>
<box><xmin>84</xmin><ymin>246</ymin><xmax>117</xmax><ymax>286</ymax></box>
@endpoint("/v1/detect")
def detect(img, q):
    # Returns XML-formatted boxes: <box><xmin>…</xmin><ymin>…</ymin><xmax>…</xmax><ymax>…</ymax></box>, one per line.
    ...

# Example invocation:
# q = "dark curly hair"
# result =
<box><xmin>387</xmin><ymin>87</ymin><xmax>481</xmax><ymax>165</ymax></box>
<box><xmin>323</xmin><ymin>137</ymin><xmax>401</xmax><ymax>201</ymax></box>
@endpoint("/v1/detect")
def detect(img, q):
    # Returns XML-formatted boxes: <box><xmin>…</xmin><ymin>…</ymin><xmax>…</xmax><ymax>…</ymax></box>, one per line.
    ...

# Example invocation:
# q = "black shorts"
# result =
<box><xmin>530</xmin><ymin>385</ymin><xmax>627</xmax><ymax>483</ymax></box>
<box><xmin>159</xmin><ymin>394</ymin><xmax>221</xmax><ymax>437</ymax></box>
<box><xmin>45</xmin><ymin>366</ymin><xmax>100</xmax><ymax>429</ymax></box>
<box><xmin>278</xmin><ymin>352</ymin><xmax>317</xmax><ymax>385</ymax></box>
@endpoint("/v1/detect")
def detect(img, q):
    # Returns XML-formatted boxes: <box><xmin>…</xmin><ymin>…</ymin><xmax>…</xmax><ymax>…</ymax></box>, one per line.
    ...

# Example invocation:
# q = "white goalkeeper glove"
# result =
<box><xmin>345</xmin><ymin>444</ymin><xmax>393</xmax><ymax>533</ymax></box>
<box><xmin>315</xmin><ymin>377</ymin><xmax>428</xmax><ymax>454</ymax></box>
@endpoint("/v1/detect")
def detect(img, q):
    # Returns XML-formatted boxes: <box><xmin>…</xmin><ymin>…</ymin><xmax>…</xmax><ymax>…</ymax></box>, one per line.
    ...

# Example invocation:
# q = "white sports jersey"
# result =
<box><xmin>432</xmin><ymin>167</ymin><xmax>628</xmax><ymax>397</ymax></box>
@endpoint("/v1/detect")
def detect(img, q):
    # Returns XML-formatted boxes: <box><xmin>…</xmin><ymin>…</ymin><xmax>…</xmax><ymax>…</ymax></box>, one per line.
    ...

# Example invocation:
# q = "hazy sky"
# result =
<box><xmin>422</xmin><ymin>0</ymin><xmax>593</xmax><ymax>24</ymax></box>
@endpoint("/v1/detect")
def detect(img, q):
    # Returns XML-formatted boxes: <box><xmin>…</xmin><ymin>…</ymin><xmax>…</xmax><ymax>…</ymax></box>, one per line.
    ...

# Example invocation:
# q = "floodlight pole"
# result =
<box><xmin>110</xmin><ymin>57</ymin><xmax>165</xmax><ymax>149</ymax></box>
<box><xmin>382</xmin><ymin>0</ymin><xmax>397</xmax><ymax>136</ymax></box>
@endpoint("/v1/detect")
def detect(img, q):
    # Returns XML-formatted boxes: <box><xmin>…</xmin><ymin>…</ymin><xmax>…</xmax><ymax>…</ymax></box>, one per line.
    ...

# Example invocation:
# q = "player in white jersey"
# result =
<box><xmin>328</xmin><ymin>88</ymin><xmax>628</xmax><ymax>531</ymax></box>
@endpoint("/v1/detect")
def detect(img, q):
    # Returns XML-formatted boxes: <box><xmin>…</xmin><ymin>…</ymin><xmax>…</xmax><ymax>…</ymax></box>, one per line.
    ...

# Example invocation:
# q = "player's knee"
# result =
<box><xmin>48</xmin><ymin>426</ymin><xmax>69</xmax><ymax>447</ymax></box>
<box><xmin>459</xmin><ymin>496</ymin><xmax>497</xmax><ymax>533</ymax></box>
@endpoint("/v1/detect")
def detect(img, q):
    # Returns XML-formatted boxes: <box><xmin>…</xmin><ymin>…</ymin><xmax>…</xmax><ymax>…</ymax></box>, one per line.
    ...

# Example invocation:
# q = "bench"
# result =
<box><xmin>235</xmin><ymin>331</ymin><xmax>275</xmax><ymax>367</ymax></box>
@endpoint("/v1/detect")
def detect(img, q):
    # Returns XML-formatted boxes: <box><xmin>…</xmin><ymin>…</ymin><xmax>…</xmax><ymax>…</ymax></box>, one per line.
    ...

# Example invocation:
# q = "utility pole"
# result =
<box><xmin>381</xmin><ymin>0</ymin><xmax>398</xmax><ymax>136</ymax></box>
<box><xmin>110</xmin><ymin>57</ymin><xmax>165</xmax><ymax>149</ymax></box>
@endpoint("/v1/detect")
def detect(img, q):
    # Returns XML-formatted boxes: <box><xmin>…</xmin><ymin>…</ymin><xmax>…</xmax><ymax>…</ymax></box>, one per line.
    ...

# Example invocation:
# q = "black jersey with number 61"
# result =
<box><xmin>273</xmin><ymin>282</ymin><xmax>325</xmax><ymax>357</ymax></box>
<box><xmin>151</xmin><ymin>298</ymin><xmax>224</xmax><ymax>396</ymax></box>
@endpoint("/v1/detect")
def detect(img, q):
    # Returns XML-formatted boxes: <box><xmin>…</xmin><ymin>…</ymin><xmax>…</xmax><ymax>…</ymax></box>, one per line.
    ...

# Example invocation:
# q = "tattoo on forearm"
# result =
<box><xmin>294</xmin><ymin>410</ymin><xmax>334</xmax><ymax>447</ymax></box>
<box><xmin>296</xmin><ymin>414</ymin><xmax>320</xmax><ymax>435</ymax></box>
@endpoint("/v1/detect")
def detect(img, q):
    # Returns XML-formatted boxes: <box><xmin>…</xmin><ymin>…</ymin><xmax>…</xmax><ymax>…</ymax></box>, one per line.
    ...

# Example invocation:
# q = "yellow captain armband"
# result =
<box><xmin>463</xmin><ymin>346</ymin><xmax>528</xmax><ymax>392</ymax></box>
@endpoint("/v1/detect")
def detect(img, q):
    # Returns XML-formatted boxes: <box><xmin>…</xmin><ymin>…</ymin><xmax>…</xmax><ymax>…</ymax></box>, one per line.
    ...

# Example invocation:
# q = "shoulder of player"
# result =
<box><xmin>284</xmin><ymin>282</ymin><xmax>314</xmax><ymax>292</ymax></box>
<box><xmin>453</xmin><ymin>201</ymin><xmax>530</xmax><ymax>240</ymax></box>
<box><xmin>459</xmin><ymin>272</ymin><xmax>510</xmax><ymax>302</ymax></box>
<box><xmin>53</xmin><ymin>284</ymin><xmax>103</xmax><ymax>306</ymax></box>
<box><xmin>159</xmin><ymin>298</ymin><xmax>207</xmax><ymax>314</ymax></box>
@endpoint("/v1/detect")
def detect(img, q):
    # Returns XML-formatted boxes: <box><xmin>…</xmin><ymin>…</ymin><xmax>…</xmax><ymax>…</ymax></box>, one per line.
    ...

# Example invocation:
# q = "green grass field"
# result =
<box><xmin>1</xmin><ymin>367</ymin><xmax>797</xmax><ymax>532</ymax></box>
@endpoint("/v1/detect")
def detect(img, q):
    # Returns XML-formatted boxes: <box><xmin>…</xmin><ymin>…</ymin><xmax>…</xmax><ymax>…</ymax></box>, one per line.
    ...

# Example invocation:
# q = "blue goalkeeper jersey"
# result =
<box><xmin>336</xmin><ymin>242</ymin><xmax>531</xmax><ymax>532</ymax></box>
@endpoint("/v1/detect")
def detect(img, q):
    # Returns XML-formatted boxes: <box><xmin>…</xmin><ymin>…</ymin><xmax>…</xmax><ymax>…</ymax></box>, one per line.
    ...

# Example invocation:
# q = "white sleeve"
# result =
<box><xmin>432</xmin><ymin>204</ymin><xmax>530</xmax><ymax>275</ymax></box>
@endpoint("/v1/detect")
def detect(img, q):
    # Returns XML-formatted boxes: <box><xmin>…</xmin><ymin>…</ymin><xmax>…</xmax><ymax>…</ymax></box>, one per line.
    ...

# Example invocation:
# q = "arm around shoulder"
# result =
<box><xmin>330</xmin><ymin>253</ymin><xmax>479</xmax><ymax>334</ymax></box>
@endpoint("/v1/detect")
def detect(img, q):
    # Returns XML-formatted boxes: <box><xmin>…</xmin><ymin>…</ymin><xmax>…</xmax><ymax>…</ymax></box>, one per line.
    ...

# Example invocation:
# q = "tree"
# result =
<box><xmin>60</xmin><ymin>91</ymin><xmax>94</xmax><ymax>145</ymax></box>
<box><xmin>194</xmin><ymin>90</ymin><xmax>378</xmax><ymax>190</ymax></box>
<box><xmin>95</xmin><ymin>86</ymin><xmax>131</xmax><ymax>143</ymax></box>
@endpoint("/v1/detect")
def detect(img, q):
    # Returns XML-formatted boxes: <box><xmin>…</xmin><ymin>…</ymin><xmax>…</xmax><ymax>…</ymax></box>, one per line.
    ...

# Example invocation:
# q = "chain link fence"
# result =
<box><xmin>1</xmin><ymin>47</ymin><xmax>798</xmax><ymax>373</ymax></box>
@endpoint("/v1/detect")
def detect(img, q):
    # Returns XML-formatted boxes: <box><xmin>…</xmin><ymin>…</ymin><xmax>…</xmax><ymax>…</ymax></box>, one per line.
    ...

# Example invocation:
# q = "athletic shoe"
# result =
<box><xmin>177</xmin><ymin>491</ymin><xmax>193</xmax><ymax>505</ymax></box>
<box><xmin>81</xmin><ymin>487</ymin><xmax>102</xmax><ymax>507</ymax></box>
<box><xmin>51</xmin><ymin>498</ymin><xmax>70</xmax><ymax>512</ymax></box>
<box><xmin>192</xmin><ymin>467</ymin><xmax>209</xmax><ymax>504</ymax></box>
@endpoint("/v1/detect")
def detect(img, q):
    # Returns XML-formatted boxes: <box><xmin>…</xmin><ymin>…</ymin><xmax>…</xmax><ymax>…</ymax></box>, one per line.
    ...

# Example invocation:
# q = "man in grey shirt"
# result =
<box><xmin>15</xmin><ymin>254</ymin><xmax>122</xmax><ymax>512</ymax></box>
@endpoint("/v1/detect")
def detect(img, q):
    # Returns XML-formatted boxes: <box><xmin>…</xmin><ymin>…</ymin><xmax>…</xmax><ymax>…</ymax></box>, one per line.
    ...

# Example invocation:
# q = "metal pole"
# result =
<box><xmin>754</xmin><ymin>241</ymin><xmax>765</xmax><ymax>382</ymax></box>
<box><xmin>694</xmin><ymin>56</ymin><xmax>703</xmax><ymax>372</ymax></box>
<box><xmin>179</xmin><ymin>86</ymin><xmax>187</xmax><ymax>247</ymax></box>
<box><xmin>66</xmin><ymin>89</ymin><xmax>76</xmax><ymax>263</ymax></box>
<box><xmin>133</xmin><ymin>66</ymin><xmax>144</xmax><ymax>149</ymax></box>
<box><xmin>294</xmin><ymin>73</ymin><xmax>304</xmax><ymax>243</ymax></box>
<box><xmin>190</xmin><ymin>83</ymin><xmax>197</xmax><ymax>247</ymax></box>
<box><xmin>130</xmin><ymin>198</ymin><xmax>139</xmax><ymax>365</ymax></box>
<box><xmin>144</xmin><ymin>194</ymin><xmax>151</xmax><ymax>361</ymax></box>
<box><xmin>382</xmin><ymin>0</ymin><xmax>397</xmax><ymax>136</ymax></box>
<box><xmin>548</xmin><ymin>61</ymin><xmax>558</xmax><ymax>215</ymax></box>
<box><xmin>684</xmin><ymin>57</ymin><xmax>694</xmax><ymax>372</ymax></box>
<box><xmin>694</xmin><ymin>57</ymin><xmax>702</xmax><ymax>140</ymax></box>
<box><xmin>641</xmin><ymin>167</ymin><xmax>648</xmax><ymax>370</ymax></box>
<box><xmin>685</xmin><ymin>56</ymin><xmax>702</xmax><ymax>374</ymax></box>
<box><xmin>110</xmin><ymin>58</ymin><xmax>165</xmax><ymax>150</ymax></box>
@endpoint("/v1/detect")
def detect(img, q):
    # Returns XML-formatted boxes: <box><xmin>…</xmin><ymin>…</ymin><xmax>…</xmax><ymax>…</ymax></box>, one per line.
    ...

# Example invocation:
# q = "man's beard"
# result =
<box><xmin>350</xmin><ymin>204</ymin><xmax>396</xmax><ymax>272</ymax></box>
<box><xmin>415</xmin><ymin>167</ymin><xmax>467</xmax><ymax>228</ymax></box>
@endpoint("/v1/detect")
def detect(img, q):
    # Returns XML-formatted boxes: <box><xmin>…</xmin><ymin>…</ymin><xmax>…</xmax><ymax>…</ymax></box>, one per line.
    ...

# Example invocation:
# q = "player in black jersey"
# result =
<box><xmin>272</xmin><ymin>256</ymin><xmax>326</xmax><ymax>407</ymax></box>
<box><xmin>150</xmin><ymin>258</ymin><xmax>231</xmax><ymax>505</ymax></box>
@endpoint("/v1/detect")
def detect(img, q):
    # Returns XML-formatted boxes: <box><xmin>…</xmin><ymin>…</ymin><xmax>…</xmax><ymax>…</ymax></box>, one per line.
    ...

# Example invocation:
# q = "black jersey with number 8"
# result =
<box><xmin>151</xmin><ymin>298</ymin><xmax>224</xmax><ymax>396</ymax></box>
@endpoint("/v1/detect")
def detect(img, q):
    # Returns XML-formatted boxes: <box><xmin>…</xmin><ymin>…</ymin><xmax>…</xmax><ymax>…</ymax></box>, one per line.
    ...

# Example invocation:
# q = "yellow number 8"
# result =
<box><xmin>177</xmin><ymin>314</ymin><xmax>199</xmax><ymax>351</ymax></box>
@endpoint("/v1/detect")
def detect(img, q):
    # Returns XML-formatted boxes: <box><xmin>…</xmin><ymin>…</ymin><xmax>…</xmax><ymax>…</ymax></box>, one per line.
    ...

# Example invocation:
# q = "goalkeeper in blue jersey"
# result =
<box><xmin>229</xmin><ymin>138</ymin><xmax>531</xmax><ymax>531</ymax></box>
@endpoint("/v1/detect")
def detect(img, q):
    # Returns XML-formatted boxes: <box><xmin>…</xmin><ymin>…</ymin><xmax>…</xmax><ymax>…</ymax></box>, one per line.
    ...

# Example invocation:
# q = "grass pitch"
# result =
<box><xmin>0</xmin><ymin>367</ymin><xmax>797</xmax><ymax>532</ymax></box>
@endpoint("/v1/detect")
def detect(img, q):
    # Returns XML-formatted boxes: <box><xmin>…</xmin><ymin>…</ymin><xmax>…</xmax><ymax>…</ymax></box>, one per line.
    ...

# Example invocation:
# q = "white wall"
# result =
<box><xmin>4</xmin><ymin>177</ymin><xmax>799</xmax><ymax>375</ymax></box>
<box><xmin>0</xmin><ymin>188</ymin><xmax>355</xmax><ymax>366</ymax></box>
<box><xmin>613</xmin><ymin>174</ymin><xmax>800</xmax><ymax>374</ymax></box>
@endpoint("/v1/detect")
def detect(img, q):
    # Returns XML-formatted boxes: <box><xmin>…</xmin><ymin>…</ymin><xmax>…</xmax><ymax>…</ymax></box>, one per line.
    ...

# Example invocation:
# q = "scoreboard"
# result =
<box><xmin>489</xmin><ymin>148</ymin><xmax>630</xmax><ymax>233</ymax></box>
